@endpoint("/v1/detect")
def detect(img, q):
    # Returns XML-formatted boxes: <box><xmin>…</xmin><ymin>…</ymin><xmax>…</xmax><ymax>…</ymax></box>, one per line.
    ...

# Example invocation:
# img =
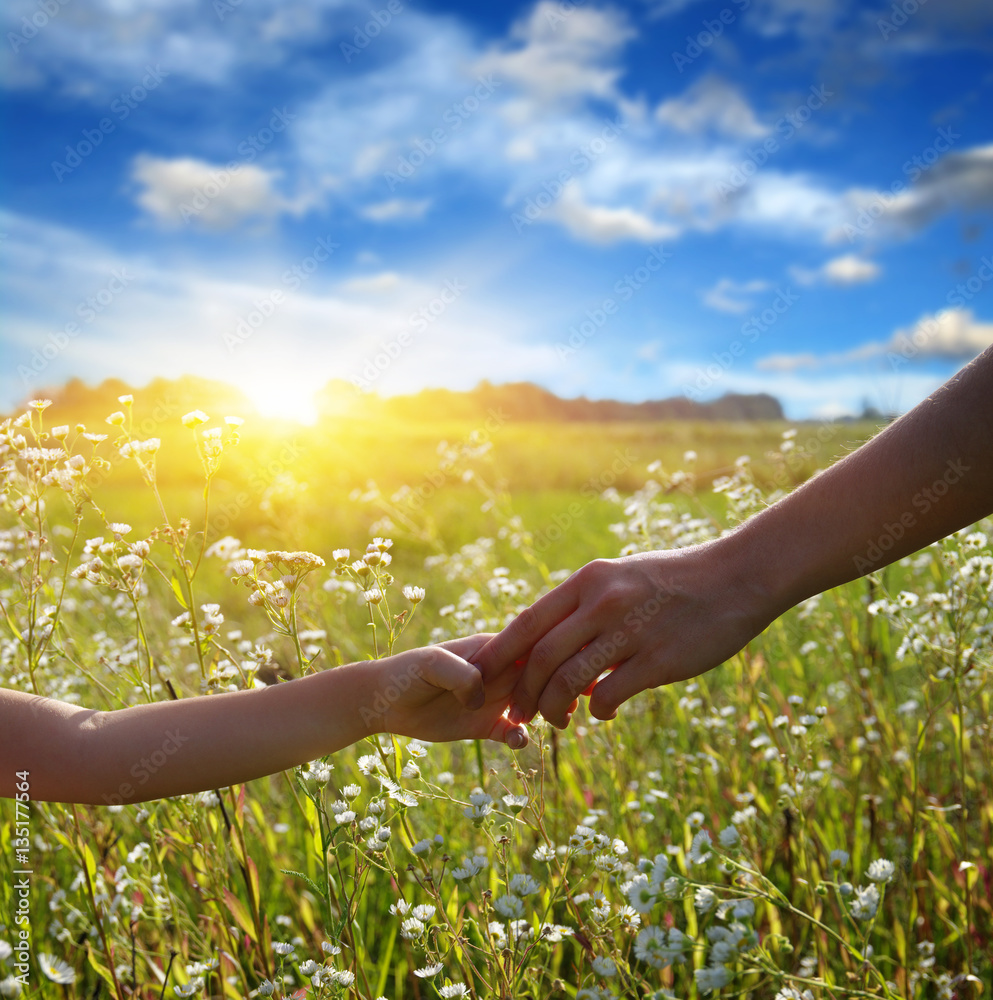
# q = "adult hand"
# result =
<box><xmin>473</xmin><ymin>543</ymin><xmax>773</xmax><ymax>729</ymax></box>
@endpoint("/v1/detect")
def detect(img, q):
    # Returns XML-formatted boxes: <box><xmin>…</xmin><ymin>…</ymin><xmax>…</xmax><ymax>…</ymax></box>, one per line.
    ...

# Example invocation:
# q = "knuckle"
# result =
<box><xmin>526</xmin><ymin>638</ymin><xmax>558</xmax><ymax>675</ymax></box>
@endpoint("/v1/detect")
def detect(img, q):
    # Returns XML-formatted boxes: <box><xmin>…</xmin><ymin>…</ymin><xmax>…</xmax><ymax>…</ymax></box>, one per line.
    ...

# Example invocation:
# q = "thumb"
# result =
<box><xmin>424</xmin><ymin>648</ymin><xmax>485</xmax><ymax>710</ymax></box>
<box><xmin>486</xmin><ymin>716</ymin><xmax>529</xmax><ymax>750</ymax></box>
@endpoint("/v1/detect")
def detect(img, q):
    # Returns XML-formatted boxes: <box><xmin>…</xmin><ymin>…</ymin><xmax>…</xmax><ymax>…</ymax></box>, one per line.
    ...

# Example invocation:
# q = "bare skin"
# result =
<box><xmin>474</xmin><ymin>345</ymin><xmax>993</xmax><ymax>729</ymax></box>
<box><xmin>1</xmin><ymin>635</ymin><xmax>528</xmax><ymax>804</ymax></box>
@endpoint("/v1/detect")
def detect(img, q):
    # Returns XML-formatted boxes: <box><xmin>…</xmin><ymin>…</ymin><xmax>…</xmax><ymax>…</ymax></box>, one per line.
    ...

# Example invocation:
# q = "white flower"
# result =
<box><xmin>0</xmin><ymin>976</ymin><xmax>23</xmax><ymax>998</ymax></box>
<box><xmin>182</xmin><ymin>410</ymin><xmax>209</xmax><ymax>428</ymax></box>
<box><xmin>38</xmin><ymin>954</ymin><xmax>76</xmax><ymax>985</ymax></box>
<box><xmin>829</xmin><ymin>849</ymin><xmax>850</xmax><ymax>871</ymax></box>
<box><xmin>320</xmin><ymin>942</ymin><xmax>341</xmax><ymax>956</ymax></box>
<box><xmin>400</xmin><ymin>917</ymin><xmax>425</xmax><ymax>939</ymax></box>
<box><xmin>634</xmin><ymin>926</ymin><xmax>688</xmax><ymax>969</ymax></box>
<box><xmin>694</xmin><ymin>887</ymin><xmax>717</xmax><ymax>912</ymax></box>
<box><xmin>493</xmin><ymin>895</ymin><xmax>525</xmax><ymax>919</ymax></box>
<box><xmin>414</xmin><ymin>964</ymin><xmax>443</xmax><ymax>978</ymax></box>
<box><xmin>866</xmin><ymin>859</ymin><xmax>895</xmax><ymax>883</ymax></box>
<box><xmin>508</xmin><ymin>873</ymin><xmax>540</xmax><ymax>896</ymax></box>
<box><xmin>626</xmin><ymin>874</ymin><xmax>657</xmax><ymax>914</ymax></box>
<box><xmin>591</xmin><ymin>956</ymin><xmax>617</xmax><ymax>977</ymax></box>
<box><xmin>412</xmin><ymin>904</ymin><xmax>436</xmax><ymax>921</ymax></box>
<box><xmin>403</xmin><ymin>585</ymin><xmax>426</xmax><ymax>603</ymax></box>
<box><xmin>718</xmin><ymin>825</ymin><xmax>740</xmax><ymax>849</ymax></box>
<box><xmin>331</xmin><ymin>970</ymin><xmax>355</xmax><ymax>987</ymax></box>
<box><xmin>849</xmin><ymin>883</ymin><xmax>881</xmax><ymax>920</ymax></box>
<box><xmin>299</xmin><ymin>960</ymin><xmax>320</xmax><ymax>976</ymax></box>
<box><xmin>272</xmin><ymin>942</ymin><xmax>295</xmax><ymax>956</ymax></box>
<box><xmin>173</xmin><ymin>979</ymin><xmax>203</xmax><ymax>998</ymax></box>
<box><xmin>255</xmin><ymin>981</ymin><xmax>275</xmax><ymax>997</ymax></box>
<box><xmin>503</xmin><ymin>793</ymin><xmax>529</xmax><ymax>812</ymax></box>
<box><xmin>687</xmin><ymin>810</ymin><xmax>705</xmax><ymax>828</ymax></box>
<box><xmin>689</xmin><ymin>829</ymin><xmax>713</xmax><ymax>864</ymax></box>
<box><xmin>695</xmin><ymin>964</ymin><xmax>732</xmax><ymax>993</ymax></box>
<box><xmin>439</xmin><ymin>985</ymin><xmax>471</xmax><ymax>998</ymax></box>
<box><xmin>533</xmin><ymin>844</ymin><xmax>555</xmax><ymax>863</ymax></box>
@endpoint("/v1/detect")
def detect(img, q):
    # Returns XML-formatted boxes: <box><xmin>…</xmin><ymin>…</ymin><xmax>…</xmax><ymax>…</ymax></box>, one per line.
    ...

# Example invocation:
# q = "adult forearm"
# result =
<box><xmin>727</xmin><ymin>345</ymin><xmax>993</xmax><ymax>617</ymax></box>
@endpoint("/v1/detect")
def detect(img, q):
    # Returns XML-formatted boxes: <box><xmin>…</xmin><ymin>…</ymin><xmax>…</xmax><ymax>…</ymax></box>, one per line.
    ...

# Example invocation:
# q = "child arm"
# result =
<box><xmin>0</xmin><ymin>638</ymin><xmax>525</xmax><ymax>805</ymax></box>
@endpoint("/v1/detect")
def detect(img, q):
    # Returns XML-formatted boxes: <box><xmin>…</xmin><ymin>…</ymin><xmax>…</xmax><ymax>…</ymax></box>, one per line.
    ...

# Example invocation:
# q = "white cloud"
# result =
<box><xmin>792</xmin><ymin>253</ymin><xmax>880</xmax><ymax>286</ymax></box>
<box><xmin>359</xmin><ymin>199</ymin><xmax>432</xmax><ymax>222</ymax></box>
<box><xmin>890</xmin><ymin>308</ymin><xmax>993</xmax><ymax>361</ymax></box>
<box><xmin>548</xmin><ymin>180</ymin><xmax>678</xmax><ymax>244</ymax></box>
<box><xmin>475</xmin><ymin>2</ymin><xmax>635</xmax><ymax>108</ymax></box>
<box><xmin>131</xmin><ymin>155</ymin><xmax>319</xmax><ymax>229</ymax></box>
<box><xmin>702</xmin><ymin>277</ymin><xmax>771</xmax><ymax>314</ymax></box>
<box><xmin>656</xmin><ymin>76</ymin><xmax>769</xmax><ymax>139</ymax></box>
<box><xmin>756</xmin><ymin>307</ymin><xmax>993</xmax><ymax>374</ymax></box>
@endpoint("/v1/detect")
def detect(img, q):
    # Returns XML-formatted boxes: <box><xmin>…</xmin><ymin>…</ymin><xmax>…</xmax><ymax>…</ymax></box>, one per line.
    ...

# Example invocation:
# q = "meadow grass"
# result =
<box><xmin>0</xmin><ymin>397</ymin><xmax>988</xmax><ymax>1000</ymax></box>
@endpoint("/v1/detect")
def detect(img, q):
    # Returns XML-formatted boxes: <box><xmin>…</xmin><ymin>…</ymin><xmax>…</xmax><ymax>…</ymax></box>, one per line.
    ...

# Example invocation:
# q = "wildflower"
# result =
<box><xmin>0</xmin><ymin>976</ymin><xmax>22</xmax><ymax>998</ymax></box>
<box><xmin>694</xmin><ymin>887</ymin><xmax>717</xmax><ymax>912</ymax></box>
<box><xmin>29</xmin><ymin>398</ymin><xmax>54</xmax><ymax>412</ymax></box>
<box><xmin>503</xmin><ymin>793</ymin><xmax>529</xmax><ymax>812</ymax></box>
<box><xmin>533</xmin><ymin>844</ymin><xmax>555</xmax><ymax>862</ymax></box>
<box><xmin>331</xmin><ymin>970</ymin><xmax>355</xmax><ymax>987</ymax></box>
<box><xmin>439</xmin><ymin>985</ymin><xmax>470</xmax><ymax>999</ymax></box>
<box><xmin>272</xmin><ymin>942</ymin><xmax>295</xmax><ymax>956</ymax></box>
<box><xmin>400</xmin><ymin>918</ymin><xmax>425</xmax><ymax>939</ymax></box>
<box><xmin>829</xmin><ymin>849</ymin><xmax>849</xmax><ymax>871</ymax></box>
<box><xmin>634</xmin><ymin>926</ymin><xmax>688</xmax><ymax>969</ymax></box>
<box><xmin>414</xmin><ymin>964</ymin><xmax>443</xmax><ymax>978</ymax></box>
<box><xmin>173</xmin><ymin>979</ymin><xmax>204</xmax><ymax>998</ymax></box>
<box><xmin>182</xmin><ymin>410</ymin><xmax>209</xmax><ymax>429</ymax></box>
<box><xmin>849</xmin><ymin>884</ymin><xmax>881</xmax><ymax>920</ymax></box>
<box><xmin>687</xmin><ymin>810</ymin><xmax>705</xmax><ymax>828</ymax></box>
<box><xmin>38</xmin><ymin>954</ymin><xmax>76</xmax><ymax>985</ymax></box>
<box><xmin>403</xmin><ymin>585</ymin><xmax>426</xmax><ymax>603</ymax></box>
<box><xmin>302</xmin><ymin>761</ymin><xmax>333</xmax><ymax>784</ymax></box>
<box><xmin>866</xmin><ymin>859</ymin><xmax>896</xmax><ymax>883</ymax></box>
<box><xmin>695</xmin><ymin>964</ymin><xmax>732</xmax><ymax>993</ymax></box>
<box><xmin>689</xmin><ymin>829</ymin><xmax>713</xmax><ymax>864</ymax></box>
<box><xmin>299</xmin><ymin>960</ymin><xmax>320</xmax><ymax>976</ymax></box>
<box><xmin>494</xmin><ymin>895</ymin><xmax>525</xmax><ymax>919</ymax></box>
<box><xmin>718</xmin><ymin>825</ymin><xmax>740</xmax><ymax>849</ymax></box>
<box><xmin>508</xmin><ymin>873</ymin><xmax>539</xmax><ymax>896</ymax></box>
<box><xmin>320</xmin><ymin>942</ymin><xmax>340</xmax><ymax>956</ymax></box>
<box><xmin>256</xmin><ymin>982</ymin><xmax>275</xmax><ymax>997</ymax></box>
<box><xmin>626</xmin><ymin>874</ymin><xmax>657</xmax><ymax>914</ymax></box>
<box><xmin>591</xmin><ymin>956</ymin><xmax>617</xmax><ymax>977</ymax></box>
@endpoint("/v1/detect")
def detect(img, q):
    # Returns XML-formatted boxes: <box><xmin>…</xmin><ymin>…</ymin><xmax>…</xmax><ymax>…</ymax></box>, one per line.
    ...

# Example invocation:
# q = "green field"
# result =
<box><xmin>1</xmin><ymin>398</ymin><xmax>989</xmax><ymax>1000</ymax></box>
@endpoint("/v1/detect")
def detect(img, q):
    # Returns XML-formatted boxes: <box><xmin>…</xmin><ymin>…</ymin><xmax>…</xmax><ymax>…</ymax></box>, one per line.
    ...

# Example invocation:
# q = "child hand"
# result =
<box><xmin>364</xmin><ymin>635</ymin><xmax>528</xmax><ymax>749</ymax></box>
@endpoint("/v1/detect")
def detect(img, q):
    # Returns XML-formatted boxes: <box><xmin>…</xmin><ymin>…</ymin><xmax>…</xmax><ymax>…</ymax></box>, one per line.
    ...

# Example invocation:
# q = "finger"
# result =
<box><xmin>485</xmin><ymin>716</ymin><xmax>529</xmax><ymax>750</ymax></box>
<box><xmin>587</xmin><ymin>653</ymin><xmax>658</xmax><ymax>721</ymax></box>
<box><xmin>471</xmin><ymin>586</ymin><xmax>579</xmax><ymax>678</ymax></box>
<box><xmin>423</xmin><ymin>648</ymin><xmax>485</xmax><ymax>711</ymax></box>
<box><xmin>509</xmin><ymin>615</ymin><xmax>600</xmax><ymax>724</ymax></box>
<box><xmin>438</xmin><ymin>634</ymin><xmax>496</xmax><ymax>663</ymax></box>
<box><xmin>537</xmin><ymin>642</ymin><xmax>631</xmax><ymax>728</ymax></box>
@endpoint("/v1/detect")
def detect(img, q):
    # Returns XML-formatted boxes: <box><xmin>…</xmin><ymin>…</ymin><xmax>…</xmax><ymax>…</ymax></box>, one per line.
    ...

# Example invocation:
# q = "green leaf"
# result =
<box><xmin>170</xmin><ymin>574</ymin><xmax>188</xmax><ymax>610</ymax></box>
<box><xmin>280</xmin><ymin>868</ymin><xmax>329</xmax><ymax>900</ymax></box>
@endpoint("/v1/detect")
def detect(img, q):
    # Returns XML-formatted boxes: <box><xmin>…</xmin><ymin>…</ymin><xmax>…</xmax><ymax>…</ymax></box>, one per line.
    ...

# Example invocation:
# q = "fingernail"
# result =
<box><xmin>507</xmin><ymin>728</ymin><xmax>527</xmax><ymax>750</ymax></box>
<box><xmin>468</xmin><ymin>689</ymin><xmax>485</xmax><ymax>711</ymax></box>
<box><xmin>508</xmin><ymin>704</ymin><xmax>524</xmax><ymax>726</ymax></box>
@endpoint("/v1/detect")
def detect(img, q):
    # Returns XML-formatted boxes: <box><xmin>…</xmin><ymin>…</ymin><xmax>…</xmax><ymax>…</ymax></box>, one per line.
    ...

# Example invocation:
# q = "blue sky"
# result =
<box><xmin>2</xmin><ymin>0</ymin><xmax>992</xmax><ymax>421</ymax></box>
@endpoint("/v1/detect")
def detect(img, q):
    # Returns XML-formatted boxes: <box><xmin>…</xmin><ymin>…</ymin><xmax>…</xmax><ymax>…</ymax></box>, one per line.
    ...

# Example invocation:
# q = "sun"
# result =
<box><xmin>236</xmin><ymin>373</ymin><xmax>320</xmax><ymax>426</ymax></box>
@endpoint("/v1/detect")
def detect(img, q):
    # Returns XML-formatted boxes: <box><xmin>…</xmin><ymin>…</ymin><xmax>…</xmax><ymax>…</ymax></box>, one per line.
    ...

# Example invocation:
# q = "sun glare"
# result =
<box><xmin>237</xmin><ymin>374</ymin><xmax>320</xmax><ymax>426</ymax></box>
